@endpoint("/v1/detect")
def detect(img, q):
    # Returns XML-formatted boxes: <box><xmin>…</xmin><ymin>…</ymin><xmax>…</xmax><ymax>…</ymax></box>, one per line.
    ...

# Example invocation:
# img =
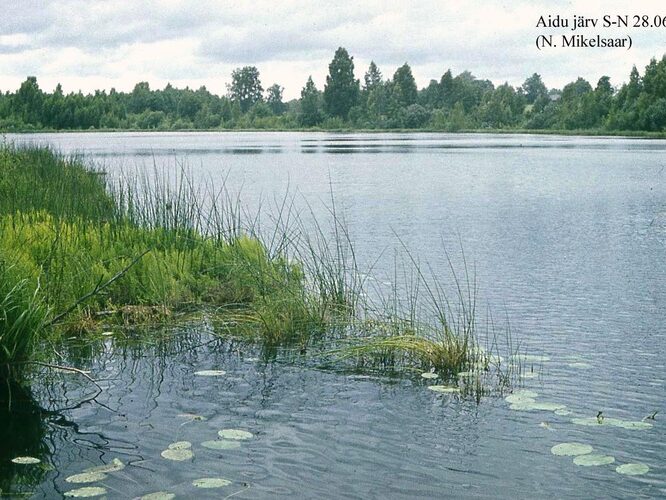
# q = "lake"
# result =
<box><xmin>2</xmin><ymin>132</ymin><xmax>665</xmax><ymax>498</ymax></box>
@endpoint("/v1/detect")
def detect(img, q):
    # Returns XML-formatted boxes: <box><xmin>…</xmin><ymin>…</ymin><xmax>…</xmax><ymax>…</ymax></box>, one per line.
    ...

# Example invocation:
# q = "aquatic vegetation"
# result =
<box><xmin>554</xmin><ymin>409</ymin><xmax>571</xmax><ymax>416</ymax></box>
<box><xmin>571</xmin><ymin>417</ymin><xmax>653</xmax><ymax>430</ymax></box>
<box><xmin>201</xmin><ymin>439</ymin><xmax>242</xmax><ymax>450</ymax></box>
<box><xmin>65</xmin><ymin>471</ymin><xmax>107</xmax><ymax>484</ymax></box>
<box><xmin>218</xmin><ymin>429</ymin><xmax>253</xmax><ymax>440</ymax></box>
<box><xmin>509</xmin><ymin>401</ymin><xmax>566</xmax><ymax>412</ymax></box>
<box><xmin>194</xmin><ymin>370</ymin><xmax>226</xmax><ymax>376</ymax></box>
<box><xmin>10</xmin><ymin>456</ymin><xmax>40</xmax><ymax>465</ymax></box>
<box><xmin>192</xmin><ymin>477</ymin><xmax>232</xmax><ymax>488</ymax></box>
<box><xmin>616</xmin><ymin>463</ymin><xmax>650</xmax><ymax>475</ymax></box>
<box><xmin>160</xmin><ymin>442</ymin><xmax>194</xmax><ymax>461</ymax></box>
<box><xmin>64</xmin><ymin>486</ymin><xmax>107</xmax><ymax>497</ymax></box>
<box><xmin>0</xmin><ymin>145</ymin><xmax>514</xmax><ymax>398</ymax></box>
<box><xmin>550</xmin><ymin>442</ymin><xmax>593</xmax><ymax>456</ymax></box>
<box><xmin>83</xmin><ymin>458</ymin><xmax>124</xmax><ymax>473</ymax></box>
<box><xmin>140</xmin><ymin>493</ymin><xmax>176</xmax><ymax>500</ymax></box>
<box><xmin>421</xmin><ymin>371</ymin><xmax>439</xmax><ymax>379</ymax></box>
<box><xmin>573</xmin><ymin>454</ymin><xmax>615</xmax><ymax>466</ymax></box>
<box><xmin>427</xmin><ymin>385</ymin><xmax>460</xmax><ymax>393</ymax></box>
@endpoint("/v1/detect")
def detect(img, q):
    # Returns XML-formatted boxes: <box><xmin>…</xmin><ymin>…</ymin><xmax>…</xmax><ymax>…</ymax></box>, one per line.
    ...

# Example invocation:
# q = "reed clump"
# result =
<box><xmin>0</xmin><ymin>144</ymin><xmax>512</xmax><ymax>393</ymax></box>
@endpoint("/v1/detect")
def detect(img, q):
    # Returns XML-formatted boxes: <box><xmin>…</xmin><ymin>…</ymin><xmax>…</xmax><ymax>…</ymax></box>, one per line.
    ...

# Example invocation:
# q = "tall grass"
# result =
<box><xmin>0</xmin><ymin>143</ymin><xmax>513</xmax><ymax>393</ymax></box>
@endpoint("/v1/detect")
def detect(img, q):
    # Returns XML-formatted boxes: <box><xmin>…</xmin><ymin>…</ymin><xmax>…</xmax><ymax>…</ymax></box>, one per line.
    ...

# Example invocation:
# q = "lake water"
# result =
<box><xmin>2</xmin><ymin>132</ymin><xmax>665</xmax><ymax>498</ymax></box>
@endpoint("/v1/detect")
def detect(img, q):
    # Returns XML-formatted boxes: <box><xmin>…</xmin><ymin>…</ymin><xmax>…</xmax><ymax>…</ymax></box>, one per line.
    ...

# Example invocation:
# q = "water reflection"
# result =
<box><xmin>0</xmin><ymin>383</ymin><xmax>50</xmax><ymax>496</ymax></box>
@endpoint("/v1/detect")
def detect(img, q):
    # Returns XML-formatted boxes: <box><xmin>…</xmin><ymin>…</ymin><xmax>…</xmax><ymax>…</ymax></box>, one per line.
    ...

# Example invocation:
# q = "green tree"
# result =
<box><xmin>323</xmin><ymin>47</ymin><xmax>360</xmax><ymax>119</ymax></box>
<box><xmin>391</xmin><ymin>63</ymin><xmax>418</xmax><ymax>108</ymax></box>
<box><xmin>228</xmin><ymin>66</ymin><xmax>264</xmax><ymax>113</ymax></box>
<box><xmin>363</xmin><ymin>61</ymin><xmax>382</xmax><ymax>91</ymax></box>
<box><xmin>521</xmin><ymin>73</ymin><xmax>548</xmax><ymax>104</ymax></box>
<box><xmin>300</xmin><ymin>76</ymin><xmax>323</xmax><ymax>126</ymax></box>
<box><xmin>266</xmin><ymin>84</ymin><xmax>286</xmax><ymax>115</ymax></box>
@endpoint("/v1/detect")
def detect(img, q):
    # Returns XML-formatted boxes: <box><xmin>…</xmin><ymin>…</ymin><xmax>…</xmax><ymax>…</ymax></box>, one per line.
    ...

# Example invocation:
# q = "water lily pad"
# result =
<box><xmin>427</xmin><ymin>385</ymin><xmax>460</xmax><ymax>393</ymax></box>
<box><xmin>140</xmin><ymin>492</ymin><xmax>176</xmax><ymax>500</ymax></box>
<box><xmin>616</xmin><ymin>463</ymin><xmax>650</xmax><ymax>475</ymax></box>
<box><xmin>571</xmin><ymin>417</ymin><xmax>622</xmax><ymax>427</ymax></box>
<box><xmin>505</xmin><ymin>392</ymin><xmax>538</xmax><ymax>404</ymax></box>
<box><xmin>65</xmin><ymin>471</ymin><xmax>107</xmax><ymax>484</ymax></box>
<box><xmin>11</xmin><ymin>456</ymin><xmax>40</xmax><ymax>465</ymax></box>
<box><xmin>615</xmin><ymin>421</ymin><xmax>653</xmax><ymax>430</ymax></box>
<box><xmin>551</xmin><ymin>442</ymin><xmax>594</xmax><ymax>456</ymax></box>
<box><xmin>573</xmin><ymin>454</ymin><xmax>615</xmax><ymax>466</ymax></box>
<box><xmin>84</xmin><ymin>458</ymin><xmax>124</xmax><ymax>473</ymax></box>
<box><xmin>192</xmin><ymin>477</ymin><xmax>232</xmax><ymax>488</ymax></box>
<box><xmin>571</xmin><ymin>417</ymin><xmax>653</xmax><ymax>430</ymax></box>
<box><xmin>194</xmin><ymin>370</ymin><xmax>226</xmax><ymax>377</ymax></box>
<box><xmin>64</xmin><ymin>486</ymin><xmax>107</xmax><ymax>497</ymax></box>
<box><xmin>218</xmin><ymin>429</ymin><xmax>253</xmax><ymax>440</ymax></box>
<box><xmin>510</xmin><ymin>401</ymin><xmax>566</xmax><ymax>411</ymax></box>
<box><xmin>568</xmin><ymin>362</ymin><xmax>592</xmax><ymax>369</ymax></box>
<box><xmin>554</xmin><ymin>409</ymin><xmax>572</xmax><ymax>416</ymax></box>
<box><xmin>160</xmin><ymin>448</ymin><xmax>193</xmax><ymax>461</ymax></box>
<box><xmin>168</xmin><ymin>441</ymin><xmax>192</xmax><ymax>450</ymax></box>
<box><xmin>421</xmin><ymin>372</ymin><xmax>439</xmax><ymax>379</ymax></box>
<box><xmin>201</xmin><ymin>440</ymin><xmax>242</xmax><ymax>450</ymax></box>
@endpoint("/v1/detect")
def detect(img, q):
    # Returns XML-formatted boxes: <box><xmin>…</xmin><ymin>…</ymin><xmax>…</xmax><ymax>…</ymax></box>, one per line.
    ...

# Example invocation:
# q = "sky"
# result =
<box><xmin>1</xmin><ymin>0</ymin><xmax>666</xmax><ymax>100</ymax></box>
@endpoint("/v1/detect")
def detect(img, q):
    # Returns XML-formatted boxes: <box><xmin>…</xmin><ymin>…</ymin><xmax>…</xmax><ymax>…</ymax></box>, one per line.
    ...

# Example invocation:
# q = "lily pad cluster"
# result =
<box><xmin>160</xmin><ymin>441</ymin><xmax>194</xmax><ymax>461</ymax></box>
<box><xmin>61</xmin><ymin>458</ymin><xmax>126</xmax><ymax>497</ymax></box>
<box><xmin>505</xmin><ymin>390</ymin><xmax>566</xmax><ymax>412</ymax></box>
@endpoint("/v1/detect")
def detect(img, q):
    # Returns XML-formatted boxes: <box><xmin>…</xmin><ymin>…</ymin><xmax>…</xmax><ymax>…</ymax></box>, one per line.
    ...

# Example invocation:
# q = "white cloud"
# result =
<box><xmin>0</xmin><ymin>0</ymin><xmax>665</xmax><ymax>99</ymax></box>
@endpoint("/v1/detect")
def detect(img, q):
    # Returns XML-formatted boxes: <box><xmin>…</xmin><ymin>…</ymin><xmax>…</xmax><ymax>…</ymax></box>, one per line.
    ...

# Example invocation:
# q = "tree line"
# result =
<box><xmin>2</xmin><ymin>47</ymin><xmax>666</xmax><ymax>133</ymax></box>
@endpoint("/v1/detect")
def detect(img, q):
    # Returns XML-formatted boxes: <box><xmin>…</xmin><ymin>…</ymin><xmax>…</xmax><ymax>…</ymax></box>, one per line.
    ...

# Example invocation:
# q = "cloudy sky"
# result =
<box><xmin>1</xmin><ymin>0</ymin><xmax>665</xmax><ymax>99</ymax></box>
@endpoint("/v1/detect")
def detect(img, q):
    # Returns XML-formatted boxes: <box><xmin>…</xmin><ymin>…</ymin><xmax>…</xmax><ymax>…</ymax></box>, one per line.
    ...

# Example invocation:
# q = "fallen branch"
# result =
<box><xmin>48</xmin><ymin>249</ymin><xmax>150</xmax><ymax>326</ymax></box>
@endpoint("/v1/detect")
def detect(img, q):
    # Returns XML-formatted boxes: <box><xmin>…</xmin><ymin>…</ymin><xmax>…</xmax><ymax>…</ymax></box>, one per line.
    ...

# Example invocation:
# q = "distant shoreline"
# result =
<box><xmin>3</xmin><ymin>127</ymin><xmax>666</xmax><ymax>139</ymax></box>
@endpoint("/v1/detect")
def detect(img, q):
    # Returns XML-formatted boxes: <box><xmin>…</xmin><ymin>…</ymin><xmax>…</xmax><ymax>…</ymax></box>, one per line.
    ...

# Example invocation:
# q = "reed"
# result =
<box><xmin>0</xmin><ymin>143</ymin><xmax>513</xmax><ymax>393</ymax></box>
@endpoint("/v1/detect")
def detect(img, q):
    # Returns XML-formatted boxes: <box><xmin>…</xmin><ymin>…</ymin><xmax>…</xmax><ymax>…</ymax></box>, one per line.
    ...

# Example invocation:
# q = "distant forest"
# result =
<box><xmin>2</xmin><ymin>47</ymin><xmax>666</xmax><ymax>133</ymax></box>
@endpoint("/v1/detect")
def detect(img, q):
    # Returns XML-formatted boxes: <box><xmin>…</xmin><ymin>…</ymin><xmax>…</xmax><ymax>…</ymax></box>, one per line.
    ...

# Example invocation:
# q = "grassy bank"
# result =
<box><xmin>0</xmin><ymin>145</ymin><xmax>510</xmax><ymax>391</ymax></box>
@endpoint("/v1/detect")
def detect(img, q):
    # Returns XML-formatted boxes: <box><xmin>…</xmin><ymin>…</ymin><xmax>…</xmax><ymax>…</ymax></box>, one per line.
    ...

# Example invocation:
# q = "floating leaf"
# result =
<box><xmin>505</xmin><ymin>393</ymin><xmax>537</xmax><ymax>404</ymax></box>
<box><xmin>64</xmin><ymin>486</ymin><xmax>107</xmax><ymax>497</ymax></box>
<box><xmin>573</xmin><ymin>454</ymin><xmax>615</xmax><ymax>466</ymax></box>
<box><xmin>427</xmin><ymin>385</ymin><xmax>460</xmax><ymax>394</ymax></box>
<box><xmin>571</xmin><ymin>417</ymin><xmax>622</xmax><ymax>427</ymax></box>
<box><xmin>420</xmin><ymin>372</ymin><xmax>438</xmax><ymax>379</ymax></box>
<box><xmin>615</xmin><ymin>421</ymin><xmax>653</xmax><ymax>430</ymax></box>
<box><xmin>201</xmin><ymin>440</ymin><xmax>242</xmax><ymax>450</ymax></box>
<box><xmin>510</xmin><ymin>401</ymin><xmax>566</xmax><ymax>411</ymax></box>
<box><xmin>84</xmin><ymin>458</ymin><xmax>124</xmax><ymax>474</ymax></box>
<box><xmin>218</xmin><ymin>429</ymin><xmax>253</xmax><ymax>440</ymax></box>
<box><xmin>571</xmin><ymin>417</ymin><xmax>653</xmax><ymax>430</ymax></box>
<box><xmin>568</xmin><ymin>362</ymin><xmax>592</xmax><ymax>369</ymax></box>
<box><xmin>194</xmin><ymin>370</ymin><xmax>226</xmax><ymax>377</ymax></box>
<box><xmin>168</xmin><ymin>441</ymin><xmax>191</xmax><ymax>450</ymax></box>
<box><xmin>616</xmin><ymin>463</ymin><xmax>650</xmax><ymax>476</ymax></box>
<box><xmin>192</xmin><ymin>477</ymin><xmax>232</xmax><ymax>488</ymax></box>
<box><xmin>160</xmin><ymin>449</ymin><xmax>193</xmax><ymax>461</ymax></box>
<box><xmin>177</xmin><ymin>413</ymin><xmax>207</xmax><ymax>421</ymax></box>
<box><xmin>140</xmin><ymin>492</ymin><xmax>176</xmax><ymax>500</ymax></box>
<box><xmin>554</xmin><ymin>409</ymin><xmax>572</xmax><ymax>416</ymax></box>
<box><xmin>65</xmin><ymin>472</ymin><xmax>107</xmax><ymax>484</ymax></box>
<box><xmin>11</xmin><ymin>456</ymin><xmax>40</xmax><ymax>465</ymax></box>
<box><xmin>551</xmin><ymin>442</ymin><xmax>594</xmax><ymax>456</ymax></box>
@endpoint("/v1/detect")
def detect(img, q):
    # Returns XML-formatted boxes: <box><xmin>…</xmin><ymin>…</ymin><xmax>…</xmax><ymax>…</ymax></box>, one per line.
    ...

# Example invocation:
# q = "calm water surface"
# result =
<box><xmin>2</xmin><ymin>132</ymin><xmax>665</xmax><ymax>498</ymax></box>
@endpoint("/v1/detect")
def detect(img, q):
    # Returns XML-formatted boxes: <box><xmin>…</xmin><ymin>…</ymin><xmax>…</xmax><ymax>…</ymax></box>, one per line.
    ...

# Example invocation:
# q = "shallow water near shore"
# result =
<box><xmin>2</xmin><ymin>132</ymin><xmax>665</xmax><ymax>498</ymax></box>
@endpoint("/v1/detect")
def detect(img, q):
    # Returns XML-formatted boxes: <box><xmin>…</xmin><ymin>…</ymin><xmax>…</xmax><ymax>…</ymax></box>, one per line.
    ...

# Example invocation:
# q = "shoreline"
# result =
<box><xmin>3</xmin><ymin>127</ymin><xmax>666</xmax><ymax>139</ymax></box>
